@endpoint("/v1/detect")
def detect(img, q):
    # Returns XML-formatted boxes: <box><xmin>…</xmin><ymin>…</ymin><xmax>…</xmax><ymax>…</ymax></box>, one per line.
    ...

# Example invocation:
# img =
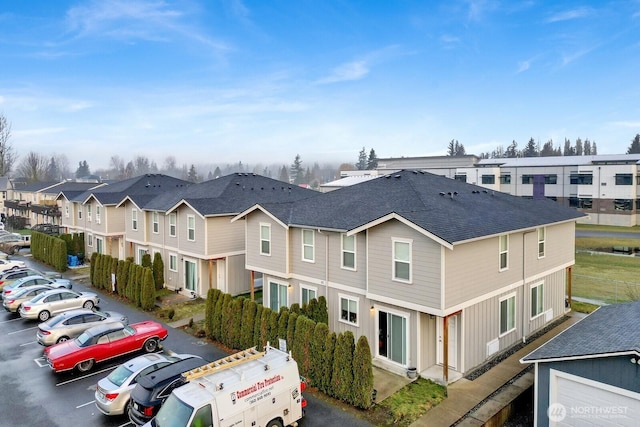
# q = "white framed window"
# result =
<box><xmin>339</xmin><ymin>294</ymin><xmax>359</xmax><ymax>326</ymax></box>
<box><xmin>87</xmin><ymin>234</ymin><xmax>93</xmax><ymax>247</ymax></box>
<box><xmin>269</xmin><ymin>280</ymin><xmax>288</xmax><ymax>312</ymax></box>
<box><xmin>65</xmin><ymin>202</ymin><xmax>69</xmax><ymax>218</ymax></box>
<box><xmin>260</xmin><ymin>224</ymin><xmax>271</xmax><ymax>255</ymax></box>
<box><xmin>132</xmin><ymin>209</ymin><xmax>138</xmax><ymax>231</ymax></box>
<box><xmin>531</xmin><ymin>283</ymin><xmax>544</xmax><ymax>318</ymax></box>
<box><xmin>87</xmin><ymin>204</ymin><xmax>92</xmax><ymax>222</ymax></box>
<box><xmin>169</xmin><ymin>213</ymin><xmax>176</xmax><ymax>237</ymax></box>
<box><xmin>78</xmin><ymin>206</ymin><xmax>82</xmax><ymax>220</ymax></box>
<box><xmin>393</xmin><ymin>239</ymin><xmax>412</xmax><ymax>283</ymax></box>
<box><xmin>499</xmin><ymin>293</ymin><xmax>516</xmax><ymax>335</ymax></box>
<box><xmin>302</xmin><ymin>229</ymin><xmax>314</xmax><ymax>262</ymax></box>
<box><xmin>95</xmin><ymin>205</ymin><xmax>101</xmax><ymax>224</ymax></box>
<box><xmin>499</xmin><ymin>235</ymin><xmax>509</xmax><ymax>271</ymax></box>
<box><xmin>152</xmin><ymin>212</ymin><xmax>159</xmax><ymax>234</ymax></box>
<box><xmin>538</xmin><ymin>227</ymin><xmax>545</xmax><ymax>258</ymax></box>
<box><xmin>341</xmin><ymin>234</ymin><xmax>356</xmax><ymax>270</ymax></box>
<box><xmin>96</xmin><ymin>237</ymin><xmax>103</xmax><ymax>254</ymax></box>
<box><xmin>138</xmin><ymin>248</ymin><xmax>147</xmax><ymax>264</ymax></box>
<box><xmin>169</xmin><ymin>254</ymin><xmax>178</xmax><ymax>272</ymax></box>
<box><xmin>301</xmin><ymin>285</ymin><xmax>317</xmax><ymax>305</ymax></box>
<box><xmin>187</xmin><ymin>215</ymin><xmax>195</xmax><ymax>241</ymax></box>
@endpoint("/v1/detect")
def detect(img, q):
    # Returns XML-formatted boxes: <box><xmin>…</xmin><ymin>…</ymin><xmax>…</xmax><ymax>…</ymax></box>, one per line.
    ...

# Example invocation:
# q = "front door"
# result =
<box><xmin>378</xmin><ymin>310</ymin><xmax>407</xmax><ymax>366</ymax></box>
<box><xmin>437</xmin><ymin>315</ymin><xmax>458</xmax><ymax>369</ymax></box>
<box><xmin>184</xmin><ymin>260</ymin><xmax>196</xmax><ymax>293</ymax></box>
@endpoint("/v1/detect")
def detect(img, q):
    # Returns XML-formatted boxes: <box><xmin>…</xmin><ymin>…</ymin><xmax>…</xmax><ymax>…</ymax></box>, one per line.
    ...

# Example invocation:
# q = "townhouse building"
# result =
<box><xmin>234</xmin><ymin>170</ymin><xmax>585</xmax><ymax>382</ymax></box>
<box><xmin>376</xmin><ymin>154</ymin><xmax>640</xmax><ymax>226</ymax></box>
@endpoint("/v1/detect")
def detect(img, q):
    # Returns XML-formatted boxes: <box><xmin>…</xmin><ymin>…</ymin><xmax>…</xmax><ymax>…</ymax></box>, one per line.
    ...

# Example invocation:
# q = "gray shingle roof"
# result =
<box><xmin>69</xmin><ymin>174</ymin><xmax>190</xmax><ymax>205</ymax></box>
<box><xmin>261</xmin><ymin>170</ymin><xmax>585</xmax><ymax>244</ymax></box>
<box><xmin>522</xmin><ymin>301</ymin><xmax>640</xmax><ymax>362</ymax></box>
<box><xmin>143</xmin><ymin>173</ymin><xmax>317</xmax><ymax>215</ymax></box>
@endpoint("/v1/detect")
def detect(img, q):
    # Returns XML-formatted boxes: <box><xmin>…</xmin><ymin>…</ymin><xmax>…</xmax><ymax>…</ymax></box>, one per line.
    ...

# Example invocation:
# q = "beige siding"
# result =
<box><xmin>206</xmin><ymin>216</ymin><xmax>245</xmax><ymax>255</ymax></box>
<box><xmin>327</xmin><ymin>232</ymin><xmax>367</xmax><ymax>291</ymax></box>
<box><xmin>177</xmin><ymin>205</ymin><xmax>206</xmax><ymax>254</ymax></box>
<box><xmin>524</xmin><ymin>268</ymin><xmax>567</xmax><ymax>336</ymax></box>
<box><xmin>245</xmin><ymin>211</ymin><xmax>288</xmax><ymax>274</ymax></box>
<box><xmin>418</xmin><ymin>313</ymin><xmax>437</xmax><ymax>371</ymax></box>
<box><xmin>290</xmin><ymin>228</ymin><xmax>327</xmax><ymax>281</ymax></box>
<box><xmin>226</xmin><ymin>254</ymin><xmax>251</xmax><ymax>295</ymax></box>
<box><xmin>367</xmin><ymin>220</ymin><xmax>441</xmax><ymax>309</ymax></box>
<box><xmin>147</xmin><ymin>211</ymin><xmax>165</xmax><ymax>246</ymax></box>
<box><xmin>123</xmin><ymin>203</ymin><xmax>143</xmax><ymax>241</ymax></box>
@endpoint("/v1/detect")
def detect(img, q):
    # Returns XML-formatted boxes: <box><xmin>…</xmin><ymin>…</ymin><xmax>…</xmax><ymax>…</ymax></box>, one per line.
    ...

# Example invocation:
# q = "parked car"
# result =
<box><xmin>0</xmin><ymin>258</ymin><xmax>26</xmax><ymax>273</ymax></box>
<box><xmin>2</xmin><ymin>275</ymin><xmax>72</xmax><ymax>300</ymax></box>
<box><xmin>37</xmin><ymin>308</ymin><xmax>128</xmax><ymax>346</ymax></box>
<box><xmin>128</xmin><ymin>356</ymin><xmax>207</xmax><ymax>425</ymax></box>
<box><xmin>19</xmin><ymin>288</ymin><xmax>99</xmax><ymax>321</ymax></box>
<box><xmin>0</xmin><ymin>268</ymin><xmax>61</xmax><ymax>290</ymax></box>
<box><xmin>2</xmin><ymin>285</ymin><xmax>53</xmax><ymax>313</ymax></box>
<box><xmin>44</xmin><ymin>321</ymin><xmax>169</xmax><ymax>373</ymax></box>
<box><xmin>95</xmin><ymin>353</ymin><xmax>199</xmax><ymax>416</ymax></box>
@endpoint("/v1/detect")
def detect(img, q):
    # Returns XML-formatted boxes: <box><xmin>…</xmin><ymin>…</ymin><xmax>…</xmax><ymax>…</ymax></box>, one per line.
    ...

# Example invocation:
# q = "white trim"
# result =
<box><xmin>530</xmin><ymin>281</ymin><xmax>544</xmax><ymax>320</ymax></box>
<box><xmin>152</xmin><ymin>211</ymin><xmax>159</xmax><ymax>234</ymax></box>
<box><xmin>187</xmin><ymin>214</ymin><xmax>195</xmax><ymax>242</ymax></box>
<box><xmin>300</xmin><ymin>284</ymin><xmax>318</xmax><ymax>305</ymax></box>
<box><xmin>499</xmin><ymin>292</ymin><xmax>516</xmax><ymax>337</ymax></box>
<box><xmin>499</xmin><ymin>234</ymin><xmax>509</xmax><ymax>272</ymax></box>
<box><xmin>260</xmin><ymin>223</ymin><xmax>271</xmax><ymax>256</ymax></box>
<box><xmin>338</xmin><ymin>293</ymin><xmax>360</xmax><ymax>327</ymax></box>
<box><xmin>169</xmin><ymin>253</ymin><xmax>178</xmax><ymax>272</ymax></box>
<box><xmin>266</xmin><ymin>278</ymin><xmax>289</xmax><ymax>312</ymax></box>
<box><xmin>132</xmin><ymin>208</ymin><xmax>138</xmax><ymax>231</ymax></box>
<box><xmin>538</xmin><ymin>227</ymin><xmax>546</xmax><ymax>259</ymax></box>
<box><xmin>392</xmin><ymin>238</ymin><xmax>412</xmax><ymax>284</ymax></box>
<box><xmin>375</xmin><ymin>305</ymin><xmax>410</xmax><ymax>367</ymax></box>
<box><xmin>301</xmin><ymin>229</ymin><xmax>315</xmax><ymax>263</ymax></box>
<box><xmin>341</xmin><ymin>233</ymin><xmax>356</xmax><ymax>271</ymax></box>
<box><xmin>169</xmin><ymin>213</ymin><xmax>177</xmax><ymax>237</ymax></box>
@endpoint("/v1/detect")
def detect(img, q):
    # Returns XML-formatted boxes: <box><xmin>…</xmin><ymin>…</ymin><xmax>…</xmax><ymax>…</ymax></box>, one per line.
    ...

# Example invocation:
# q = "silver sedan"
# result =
<box><xmin>2</xmin><ymin>285</ymin><xmax>53</xmax><ymax>313</ymax></box>
<box><xmin>37</xmin><ymin>308</ymin><xmax>128</xmax><ymax>346</ymax></box>
<box><xmin>2</xmin><ymin>275</ymin><xmax>72</xmax><ymax>301</ymax></box>
<box><xmin>19</xmin><ymin>288</ymin><xmax>99</xmax><ymax>321</ymax></box>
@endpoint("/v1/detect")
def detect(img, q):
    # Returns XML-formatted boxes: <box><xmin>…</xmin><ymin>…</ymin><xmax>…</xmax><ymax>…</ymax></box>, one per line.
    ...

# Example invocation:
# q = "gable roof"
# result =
<box><xmin>69</xmin><ymin>174</ymin><xmax>190</xmax><ymax>206</ymax></box>
<box><xmin>255</xmin><ymin>170</ymin><xmax>586</xmax><ymax>244</ymax></box>
<box><xmin>522</xmin><ymin>301</ymin><xmax>640</xmax><ymax>363</ymax></box>
<box><xmin>13</xmin><ymin>181</ymin><xmax>60</xmax><ymax>192</ymax></box>
<box><xmin>143</xmin><ymin>173</ymin><xmax>318</xmax><ymax>216</ymax></box>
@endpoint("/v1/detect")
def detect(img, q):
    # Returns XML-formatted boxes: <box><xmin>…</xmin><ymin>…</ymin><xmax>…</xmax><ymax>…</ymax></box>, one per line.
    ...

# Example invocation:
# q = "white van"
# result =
<box><xmin>144</xmin><ymin>345</ymin><xmax>306</xmax><ymax>427</ymax></box>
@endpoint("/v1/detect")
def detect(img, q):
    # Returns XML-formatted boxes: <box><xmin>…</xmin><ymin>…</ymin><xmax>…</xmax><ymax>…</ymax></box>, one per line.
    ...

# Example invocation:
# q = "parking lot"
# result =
<box><xmin>0</xmin><ymin>255</ymin><xmax>372</xmax><ymax>427</ymax></box>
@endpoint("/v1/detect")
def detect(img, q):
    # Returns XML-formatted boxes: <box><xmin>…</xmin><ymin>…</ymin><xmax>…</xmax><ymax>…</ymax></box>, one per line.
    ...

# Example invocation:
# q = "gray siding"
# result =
<box><xmin>245</xmin><ymin>211</ymin><xmax>288</xmax><ymax>274</ymax></box>
<box><xmin>327</xmin><ymin>232</ymin><xmax>367</xmax><ymax>291</ymax></box>
<box><xmin>227</xmin><ymin>254</ymin><xmax>251</xmax><ymax>296</ymax></box>
<box><xmin>290</xmin><ymin>228</ymin><xmax>326</xmax><ymax>280</ymax></box>
<box><xmin>367</xmin><ymin>220</ymin><xmax>441</xmax><ymax>309</ymax></box>
<box><xmin>206</xmin><ymin>216</ymin><xmax>245</xmax><ymax>255</ymax></box>
<box><xmin>177</xmin><ymin>205</ymin><xmax>206</xmax><ymax>254</ymax></box>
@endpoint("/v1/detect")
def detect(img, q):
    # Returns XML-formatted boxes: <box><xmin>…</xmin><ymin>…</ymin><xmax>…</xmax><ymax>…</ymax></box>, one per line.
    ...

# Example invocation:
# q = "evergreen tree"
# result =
<box><xmin>523</xmin><ymin>138</ymin><xmax>538</xmax><ymax>157</ymax></box>
<box><xmin>366</xmin><ymin>148</ymin><xmax>378</xmax><ymax>170</ymax></box>
<box><xmin>214</xmin><ymin>166</ymin><xmax>222</xmax><ymax>178</ymax></box>
<box><xmin>320</xmin><ymin>332</ymin><xmax>337</xmax><ymax>394</ymax></box>
<box><xmin>575</xmin><ymin>138</ymin><xmax>583</xmax><ymax>155</ymax></box>
<box><xmin>290</xmin><ymin>154</ymin><xmax>304</xmax><ymax>185</ymax></box>
<box><xmin>352</xmin><ymin>335</ymin><xmax>374</xmax><ymax>409</ymax></box>
<box><xmin>253</xmin><ymin>305</ymin><xmax>264</xmax><ymax>347</ymax></box>
<box><xmin>584</xmin><ymin>139</ymin><xmax>592</xmax><ymax>155</ymax></box>
<box><xmin>152</xmin><ymin>252</ymin><xmax>164</xmax><ymax>290</ymax></box>
<box><xmin>75</xmin><ymin>160</ymin><xmax>91</xmax><ymax>178</ymax></box>
<box><xmin>356</xmin><ymin>147</ymin><xmax>367</xmax><ymax>170</ymax></box>
<box><xmin>279</xmin><ymin>165</ymin><xmax>289</xmax><ymax>183</ymax></box>
<box><xmin>268</xmin><ymin>310</ymin><xmax>279</xmax><ymax>346</ymax></box>
<box><xmin>140</xmin><ymin>268</ymin><xmax>155</xmax><ymax>310</ymax></box>
<box><xmin>310</xmin><ymin>323</ymin><xmax>329</xmax><ymax>386</ymax></box>
<box><xmin>505</xmin><ymin>140</ymin><xmax>519</xmax><ymax>158</ymax></box>
<box><xmin>447</xmin><ymin>139</ymin><xmax>456</xmax><ymax>156</ymax></box>
<box><xmin>205</xmin><ymin>289</ymin><xmax>221</xmax><ymax>339</ymax></box>
<box><xmin>627</xmin><ymin>134</ymin><xmax>640</xmax><ymax>154</ymax></box>
<box><xmin>240</xmin><ymin>299</ymin><xmax>257</xmax><ymax>349</ymax></box>
<box><xmin>592</xmin><ymin>141</ymin><xmax>598</xmax><ymax>155</ymax></box>
<box><xmin>142</xmin><ymin>253</ymin><xmax>152</xmax><ymax>269</ymax></box>
<box><xmin>331</xmin><ymin>331</ymin><xmax>355</xmax><ymax>402</ymax></box>
<box><xmin>187</xmin><ymin>164</ymin><xmax>199</xmax><ymax>182</ymax></box>
<box><xmin>540</xmin><ymin>140</ymin><xmax>556</xmax><ymax>157</ymax></box>
<box><xmin>277</xmin><ymin>309</ymin><xmax>289</xmax><ymax>341</ymax></box>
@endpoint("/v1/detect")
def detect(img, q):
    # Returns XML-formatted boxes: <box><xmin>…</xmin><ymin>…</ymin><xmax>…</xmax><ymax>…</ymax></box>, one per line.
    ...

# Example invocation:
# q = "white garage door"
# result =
<box><xmin>549</xmin><ymin>369</ymin><xmax>640</xmax><ymax>426</ymax></box>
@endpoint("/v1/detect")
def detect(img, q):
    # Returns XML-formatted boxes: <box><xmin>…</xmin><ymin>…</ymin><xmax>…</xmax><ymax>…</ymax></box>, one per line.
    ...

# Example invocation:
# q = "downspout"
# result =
<box><xmin>522</xmin><ymin>229</ymin><xmax>536</xmax><ymax>343</ymax></box>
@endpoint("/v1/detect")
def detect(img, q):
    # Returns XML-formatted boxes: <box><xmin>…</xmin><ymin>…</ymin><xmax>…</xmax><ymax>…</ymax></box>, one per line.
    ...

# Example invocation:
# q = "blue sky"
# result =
<box><xmin>1</xmin><ymin>0</ymin><xmax>639</xmax><ymax>171</ymax></box>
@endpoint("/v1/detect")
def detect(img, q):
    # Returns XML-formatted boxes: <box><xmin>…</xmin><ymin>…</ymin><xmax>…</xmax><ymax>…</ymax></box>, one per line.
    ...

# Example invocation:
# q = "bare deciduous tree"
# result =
<box><xmin>0</xmin><ymin>114</ymin><xmax>18</xmax><ymax>176</ymax></box>
<box><xmin>16</xmin><ymin>151</ymin><xmax>48</xmax><ymax>182</ymax></box>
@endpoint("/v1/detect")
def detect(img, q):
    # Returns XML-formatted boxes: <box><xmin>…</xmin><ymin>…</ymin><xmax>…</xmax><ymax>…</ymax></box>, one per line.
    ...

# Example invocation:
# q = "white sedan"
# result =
<box><xmin>0</xmin><ymin>258</ymin><xmax>26</xmax><ymax>273</ymax></box>
<box><xmin>19</xmin><ymin>288</ymin><xmax>100</xmax><ymax>321</ymax></box>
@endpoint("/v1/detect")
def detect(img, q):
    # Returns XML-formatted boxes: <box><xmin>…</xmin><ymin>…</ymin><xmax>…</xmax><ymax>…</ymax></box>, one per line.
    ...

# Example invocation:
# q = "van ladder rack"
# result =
<box><xmin>182</xmin><ymin>347</ymin><xmax>265</xmax><ymax>381</ymax></box>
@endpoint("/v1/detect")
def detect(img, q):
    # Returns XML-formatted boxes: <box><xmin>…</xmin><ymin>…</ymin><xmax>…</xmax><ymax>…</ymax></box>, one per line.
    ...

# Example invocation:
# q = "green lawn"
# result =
<box><xmin>574</xmin><ymin>248</ymin><xmax>640</xmax><ymax>304</ymax></box>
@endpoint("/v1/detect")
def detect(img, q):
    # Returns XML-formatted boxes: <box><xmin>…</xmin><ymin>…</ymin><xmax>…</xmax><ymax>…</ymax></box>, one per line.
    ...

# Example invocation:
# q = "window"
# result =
<box><xmin>152</xmin><ymin>212</ymin><xmax>159</xmax><ymax>233</ymax></box>
<box><xmin>499</xmin><ymin>294</ymin><xmax>516</xmax><ymax>335</ymax></box>
<box><xmin>538</xmin><ymin>227</ymin><xmax>545</xmax><ymax>258</ymax></box>
<box><xmin>169</xmin><ymin>213</ymin><xmax>176</xmax><ymax>237</ymax></box>
<box><xmin>454</xmin><ymin>174</ymin><xmax>467</xmax><ymax>183</ymax></box>
<box><xmin>301</xmin><ymin>286</ymin><xmax>317</xmax><ymax>305</ymax></box>
<box><xmin>87</xmin><ymin>234</ymin><xmax>93</xmax><ymax>247</ymax></box>
<box><xmin>96</xmin><ymin>237</ymin><xmax>103</xmax><ymax>254</ymax></box>
<box><xmin>521</xmin><ymin>175</ymin><xmax>534</xmax><ymax>184</ymax></box>
<box><xmin>260</xmin><ymin>224</ymin><xmax>271</xmax><ymax>255</ymax></box>
<box><xmin>65</xmin><ymin>203</ymin><xmax>69</xmax><ymax>218</ymax></box>
<box><xmin>340</xmin><ymin>295</ymin><xmax>358</xmax><ymax>325</ymax></box>
<box><xmin>269</xmin><ymin>281</ymin><xmax>288</xmax><ymax>311</ymax></box>
<box><xmin>187</xmin><ymin>215</ymin><xmax>195</xmax><ymax>241</ymax></box>
<box><xmin>87</xmin><ymin>205</ymin><xmax>92</xmax><ymax>221</ymax></box>
<box><xmin>341</xmin><ymin>234</ymin><xmax>356</xmax><ymax>270</ymax></box>
<box><xmin>569</xmin><ymin>197</ymin><xmax>593</xmax><ymax>209</ymax></box>
<box><xmin>96</xmin><ymin>206</ymin><xmax>101</xmax><ymax>224</ymax></box>
<box><xmin>499</xmin><ymin>235</ymin><xmax>509</xmax><ymax>271</ymax></box>
<box><xmin>544</xmin><ymin>175</ymin><xmax>557</xmax><ymax>184</ymax></box>
<box><xmin>302</xmin><ymin>229</ymin><xmax>314</xmax><ymax>262</ymax></box>
<box><xmin>185</xmin><ymin>260</ymin><xmax>196</xmax><ymax>291</ymax></box>
<box><xmin>138</xmin><ymin>248</ymin><xmax>147</xmax><ymax>264</ymax></box>
<box><xmin>169</xmin><ymin>254</ymin><xmax>177</xmax><ymax>272</ymax></box>
<box><xmin>614</xmin><ymin>199</ymin><xmax>633</xmax><ymax>211</ymax></box>
<box><xmin>78</xmin><ymin>207</ymin><xmax>82</xmax><ymax>220</ymax></box>
<box><xmin>132</xmin><ymin>209</ymin><xmax>138</xmax><ymax>231</ymax></box>
<box><xmin>482</xmin><ymin>174</ymin><xmax>495</xmax><ymax>184</ymax></box>
<box><xmin>499</xmin><ymin>175</ymin><xmax>511</xmax><ymax>184</ymax></box>
<box><xmin>531</xmin><ymin>283</ymin><xmax>543</xmax><ymax>318</ymax></box>
<box><xmin>615</xmin><ymin>174</ymin><xmax>633</xmax><ymax>185</ymax></box>
<box><xmin>393</xmin><ymin>239</ymin><xmax>411</xmax><ymax>282</ymax></box>
<box><xmin>569</xmin><ymin>173</ymin><xmax>593</xmax><ymax>185</ymax></box>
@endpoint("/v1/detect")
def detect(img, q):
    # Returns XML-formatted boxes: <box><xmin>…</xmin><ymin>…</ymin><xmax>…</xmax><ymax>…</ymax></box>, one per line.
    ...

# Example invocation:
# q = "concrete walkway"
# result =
<box><xmin>410</xmin><ymin>311</ymin><xmax>586</xmax><ymax>427</ymax></box>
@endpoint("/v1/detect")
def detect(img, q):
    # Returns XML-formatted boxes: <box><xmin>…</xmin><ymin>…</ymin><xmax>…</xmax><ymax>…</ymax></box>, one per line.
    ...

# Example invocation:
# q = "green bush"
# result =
<box><xmin>220</xmin><ymin>294</ymin><xmax>233</xmax><ymax>346</ymax></box>
<box><xmin>293</xmin><ymin>316</ymin><xmax>316</xmax><ymax>378</ymax></box>
<box><xmin>240</xmin><ymin>299</ymin><xmax>257</xmax><ymax>349</ymax></box>
<box><xmin>253</xmin><ymin>305</ymin><xmax>264</xmax><ymax>348</ymax></box>
<box><xmin>352</xmin><ymin>335</ymin><xmax>374</xmax><ymax>409</ymax></box>
<box><xmin>332</xmin><ymin>331</ymin><xmax>356</xmax><ymax>403</ymax></box>
<box><xmin>277</xmin><ymin>309</ymin><xmax>289</xmax><ymax>341</ymax></box>
<box><xmin>152</xmin><ymin>252</ymin><xmax>164</xmax><ymax>290</ymax></box>
<box><xmin>116</xmin><ymin>260</ymin><xmax>127</xmax><ymax>295</ymax></box>
<box><xmin>212</xmin><ymin>291</ymin><xmax>225</xmax><ymax>341</ymax></box>
<box><xmin>286</xmin><ymin>312</ymin><xmax>298</xmax><ymax>351</ymax></box>
<box><xmin>140</xmin><ymin>268</ymin><xmax>155</xmax><ymax>310</ymax></box>
<box><xmin>205</xmin><ymin>289</ymin><xmax>221</xmax><ymax>339</ymax></box>
<box><xmin>230</xmin><ymin>297</ymin><xmax>245</xmax><ymax>349</ymax></box>
<box><xmin>319</xmin><ymin>332</ymin><xmax>337</xmax><ymax>395</ymax></box>
<box><xmin>310</xmin><ymin>323</ymin><xmax>329</xmax><ymax>387</ymax></box>
<box><xmin>141</xmin><ymin>253</ymin><xmax>152</xmax><ymax>269</ymax></box>
<box><xmin>90</xmin><ymin>252</ymin><xmax>98</xmax><ymax>284</ymax></box>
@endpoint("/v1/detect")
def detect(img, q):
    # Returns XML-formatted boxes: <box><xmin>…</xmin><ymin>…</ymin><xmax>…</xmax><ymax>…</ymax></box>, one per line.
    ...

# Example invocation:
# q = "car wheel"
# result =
<box><xmin>11</xmin><ymin>246</ymin><xmax>19</xmax><ymax>255</ymax></box>
<box><xmin>77</xmin><ymin>359</ymin><xmax>94</xmax><ymax>373</ymax></box>
<box><xmin>16</xmin><ymin>304</ymin><xmax>22</xmax><ymax>314</ymax></box>
<box><xmin>82</xmin><ymin>300</ymin><xmax>94</xmax><ymax>309</ymax></box>
<box><xmin>143</xmin><ymin>338</ymin><xmax>158</xmax><ymax>353</ymax></box>
<box><xmin>56</xmin><ymin>336</ymin><xmax>70</xmax><ymax>343</ymax></box>
<box><xmin>38</xmin><ymin>310</ymin><xmax>51</xmax><ymax>322</ymax></box>
<box><xmin>266</xmin><ymin>419</ymin><xmax>284</xmax><ymax>427</ymax></box>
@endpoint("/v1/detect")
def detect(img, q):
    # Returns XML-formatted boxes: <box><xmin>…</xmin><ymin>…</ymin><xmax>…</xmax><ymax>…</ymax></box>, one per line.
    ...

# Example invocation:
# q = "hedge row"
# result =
<box><xmin>89</xmin><ymin>253</ymin><xmax>156</xmax><ymax>310</ymax></box>
<box><xmin>204</xmin><ymin>289</ymin><xmax>374</xmax><ymax>409</ymax></box>
<box><xmin>30</xmin><ymin>231</ymin><xmax>68</xmax><ymax>272</ymax></box>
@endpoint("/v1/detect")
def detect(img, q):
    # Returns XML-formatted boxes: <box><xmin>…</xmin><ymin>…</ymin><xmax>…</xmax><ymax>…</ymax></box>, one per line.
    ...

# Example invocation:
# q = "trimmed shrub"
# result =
<box><xmin>152</xmin><ymin>252</ymin><xmax>164</xmax><ymax>290</ymax></box>
<box><xmin>268</xmin><ymin>310</ymin><xmax>279</xmax><ymax>346</ymax></box>
<box><xmin>212</xmin><ymin>291</ymin><xmax>225</xmax><ymax>341</ymax></box>
<box><xmin>309</xmin><ymin>322</ymin><xmax>329</xmax><ymax>387</ymax></box>
<box><xmin>240</xmin><ymin>299</ymin><xmax>257</xmax><ymax>349</ymax></box>
<box><xmin>90</xmin><ymin>252</ymin><xmax>98</xmax><ymax>284</ymax></box>
<box><xmin>277</xmin><ymin>309</ymin><xmax>289</xmax><ymax>341</ymax></box>
<box><xmin>219</xmin><ymin>294</ymin><xmax>233</xmax><ymax>346</ymax></box>
<box><xmin>259</xmin><ymin>308</ymin><xmax>270</xmax><ymax>349</ymax></box>
<box><xmin>205</xmin><ymin>289</ymin><xmax>222</xmax><ymax>339</ymax></box>
<box><xmin>316</xmin><ymin>296</ymin><xmax>328</xmax><ymax>325</ymax></box>
<box><xmin>293</xmin><ymin>316</ymin><xmax>316</xmax><ymax>378</ymax></box>
<box><xmin>331</xmin><ymin>331</ymin><xmax>356</xmax><ymax>403</ymax></box>
<box><xmin>141</xmin><ymin>253</ymin><xmax>152</xmax><ymax>269</ymax></box>
<box><xmin>319</xmin><ymin>332</ymin><xmax>337</xmax><ymax>395</ymax></box>
<box><xmin>286</xmin><ymin>312</ymin><xmax>298</xmax><ymax>351</ymax></box>
<box><xmin>140</xmin><ymin>268</ymin><xmax>156</xmax><ymax>310</ymax></box>
<box><xmin>290</xmin><ymin>303</ymin><xmax>301</xmax><ymax>315</ymax></box>
<box><xmin>352</xmin><ymin>335</ymin><xmax>374</xmax><ymax>409</ymax></box>
<box><xmin>116</xmin><ymin>260</ymin><xmax>127</xmax><ymax>295</ymax></box>
<box><xmin>230</xmin><ymin>297</ymin><xmax>245</xmax><ymax>349</ymax></box>
<box><xmin>253</xmin><ymin>305</ymin><xmax>264</xmax><ymax>348</ymax></box>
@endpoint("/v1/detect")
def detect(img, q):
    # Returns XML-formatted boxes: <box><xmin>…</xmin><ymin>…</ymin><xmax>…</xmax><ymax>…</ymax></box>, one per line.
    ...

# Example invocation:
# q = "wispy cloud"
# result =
<box><xmin>561</xmin><ymin>47</ymin><xmax>593</xmax><ymax>66</ymax></box>
<box><xmin>14</xmin><ymin>127</ymin><xmax>67</xmax><ymax>137</ymax></box>
<box><xmin>610</xmin><ymin>121</ymin><xmax>640</xmax><ymax>128</ymax></box>
<box><xmin>440</xmin><ymin>34</ymin><xmax>461</xmax><ymax>49</ymax></box>
<box><xmin>546</xmin><ymin>7</ymin><xmax>593</xmax><ymax>23</ymax></box>
<box><xmin>315</xmin><ymin>61</ymin><xmax>369</xmax><ymax>84</ymax></box>
<box><xmin>517</xmin><ymin>54</ymin><xmax>543</xmax><ymax>73</ymax></box>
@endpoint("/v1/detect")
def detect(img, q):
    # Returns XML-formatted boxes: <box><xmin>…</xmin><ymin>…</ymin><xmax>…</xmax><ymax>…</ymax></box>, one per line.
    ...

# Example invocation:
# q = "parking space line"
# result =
<box><xmin>8</xmin><ymin>325</ymin><xmax>38</xmax><ymax>334</ymax></box>
<box><xmin>19</xmin><ymin>340</ymin><xmax>38</xmax><ymax>347</ymax></box>
<box><xmin>56</xmin><ymin>365</ymin><xmax>115</xmax><ymax>386</ymax></box>
<box><xmin>117</xmin><ymin>421</ymin><xmax>134</xmax><ymax>427</ymax></box>
<box><xmin>0</xmin><ymin>317</ymin><xmax>23</xmax><ymax>325</ymax></box>
<box><xmin>34</xmin><ymin>357</ymin><xmax>49</xmax><ymax>368</ymax></box>
<box><xmin>76</xmin><ymin>400</ymin><xmax>95</xmax><ymax>409</ymax></box>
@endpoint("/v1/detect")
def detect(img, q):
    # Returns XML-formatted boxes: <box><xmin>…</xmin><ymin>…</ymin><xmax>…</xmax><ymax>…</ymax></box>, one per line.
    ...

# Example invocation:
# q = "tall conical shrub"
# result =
<box><xmin>152</xmin><ymin>252</ymin><xmax>164</xmax><ymax>290</ymax></box>
<box><xmin>352</xmin><ymin>335</ymin><xmax>374</xmax><ymax>409</ymax></box>
<box><xmin>331</xmin><ymin>331</ymin><xmax>356</xmax><ymax>403</ymax></box>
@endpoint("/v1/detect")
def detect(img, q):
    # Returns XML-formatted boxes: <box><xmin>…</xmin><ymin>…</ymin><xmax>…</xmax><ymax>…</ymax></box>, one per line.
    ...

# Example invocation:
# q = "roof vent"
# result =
<box><xmin>483</xmin><ymin>190</ymin><xmax>488</xmax><ymax>193</ymax></box>
<box><xmin>394</xmin><ymin>175</ymin><xmax>401</xmax><ymax>179</ymax></box>
<box><xmin>439</xmin><ymin>192</ymin><xmax>446</xmax><ymax>196</ymax></box>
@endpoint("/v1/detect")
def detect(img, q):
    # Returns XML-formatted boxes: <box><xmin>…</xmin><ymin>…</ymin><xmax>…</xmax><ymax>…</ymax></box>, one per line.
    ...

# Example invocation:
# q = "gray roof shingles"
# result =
<box><xmin>69</xmin><ymin>174</ymin><xmax>190</xmax><ymax>205</ymax></box>
<box><xmin>522</xmin><ymin>301</ymin><xmax>640</xmax><ymax>362</ymax></box>
<box><xmin>261</xmin><ymin>170</ymin><xmax>585</xmax><ymax>244</ymax></box>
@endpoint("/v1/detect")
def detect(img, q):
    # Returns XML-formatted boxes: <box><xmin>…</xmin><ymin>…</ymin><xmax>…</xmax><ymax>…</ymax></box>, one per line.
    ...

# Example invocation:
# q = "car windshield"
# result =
<box><xmin>153</xmin><ymin>394</ymin><xmax>194</xmax><ymax>427</ymax></box>
<box><xmin>124</xmin><ymin>325</ymin><xmax>135</xmax><ymax>336</ymax></box>
<box><xmin>75</xmin><ymin>331</ymin><xmax>93</xmax><ymax>347</ymax></box>
<box><xmin>106</xmin><ymin>364</ymin><xmax>135</xmax><ymax>387</ymax></box>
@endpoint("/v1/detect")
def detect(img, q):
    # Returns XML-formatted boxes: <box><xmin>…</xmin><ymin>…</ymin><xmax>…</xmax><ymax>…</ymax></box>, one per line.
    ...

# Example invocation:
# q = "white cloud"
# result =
<box><xmin>546</xmin><ymin>7</ymin><xmax>593</xmax><ymax>23</ymax></box>
<box><xmin>14</xmin><ymin>127</ymin><xmax>67</xmax><ymax>136</ymax></box>
<box><xmin>610</xmin><ymin>121</ymin><xmax>640</xmax><ymax>128</ymax></box>
<box><xmin>517</xmin><ymin>60</ymin><xmax>530</xmax><ymax>73</ymax></box>
<box><xmin>315</xmin><ymin>60</ymin><xmax>369</xmax><ymax>84</ymax></box>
